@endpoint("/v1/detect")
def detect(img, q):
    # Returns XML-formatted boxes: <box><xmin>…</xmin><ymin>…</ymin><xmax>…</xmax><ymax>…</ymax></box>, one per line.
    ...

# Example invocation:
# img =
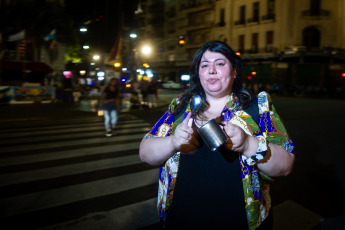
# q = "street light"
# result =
<box><xmin>80</xmin><ymin>27</ymin><xmax>87</xmax><ymax>32</ymax></box>
<box><xmin>83</xmin><ymin>45</ymin><xmax>90</xmax><ymax>49</ymax></box>
<box><xmin>93</xmin><ymin>55</ymin><xmax>100</xmax><ymax>61</ymax></box>
<box><xmin>141</xmin><ymin>45</ymin><xmax>152</xmax><ymax>56</ymax></box>
<box><xmin>130</xmin><ymin>33</ymin><xmax>137</xmax><ymax>38</ymax></box>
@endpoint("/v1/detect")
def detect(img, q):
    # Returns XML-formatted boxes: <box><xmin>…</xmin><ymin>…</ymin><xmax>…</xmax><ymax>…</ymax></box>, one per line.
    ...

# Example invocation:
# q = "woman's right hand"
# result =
<box><xmin>171</xmin><ymin>112</ymin><xmax>194</xmax><ymax>152</ymax></box>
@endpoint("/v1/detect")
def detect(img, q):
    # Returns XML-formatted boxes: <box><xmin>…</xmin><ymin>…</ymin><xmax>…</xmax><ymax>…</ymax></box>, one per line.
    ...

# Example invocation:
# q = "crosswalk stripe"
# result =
<box><xmin>0</xmin><ymin>113</ymin><xmax>161</xmax><ymax>230</ymax></box>
<box><xmin>0</xmin><ymin>142</ymin><xmax>141</xmax><ymax>166</ymax></box>
<box><xmin>1</xmin><ymin>169</ymin><xmax>158</xmax><ymax>217</ymax></box>
<box><xmin>0</xmin><ymin>121</ymin><xmax>150</xmax><ymax>138</ymax></box>
<box><xmin>2</xmin><ymin>184</ymin><xmax>158</xmax><ymax>230</ymax></box>
<box><xmin>0</xmin><ymin>154</ymin><xmax>144</xmax><ymax>186</ymax></box>
<box><xmin>1</xmin><ymin>133</ymin><xmax>146</xmax><ymax>153</ymax></box>
<box><xmin>0</xmin><ymin>127</ymin><xmax>150</xmax><ymax>145</ymax></box>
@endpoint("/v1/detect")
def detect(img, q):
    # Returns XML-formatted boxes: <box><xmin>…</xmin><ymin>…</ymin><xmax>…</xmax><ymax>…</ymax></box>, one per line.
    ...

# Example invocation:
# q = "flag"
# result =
<box><xmin>108</xmin><ymin>32</ymin><xmax>122</xmax><ymax>62</ymax></box>
<box><xmin>49</xmin><ymin>38</ymin><xmax>56</xmax><ymax>50</ymax></box>
<box><xmin>8</xmin><ymin>30</ymin><xmax>25</xmax><ymax>42</ymax></box>
<box><xmin>43</xmin><ymin>29</ymin><xmax>56</xmax><ymax>42</ymax></box>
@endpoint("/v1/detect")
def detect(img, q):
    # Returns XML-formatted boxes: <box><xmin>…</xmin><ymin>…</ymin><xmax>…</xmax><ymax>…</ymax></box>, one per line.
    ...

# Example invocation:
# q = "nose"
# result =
<box><xmin>209</xmin><ymin>63</ymin><xmax>217</xmax><ymax>74</ymax></box>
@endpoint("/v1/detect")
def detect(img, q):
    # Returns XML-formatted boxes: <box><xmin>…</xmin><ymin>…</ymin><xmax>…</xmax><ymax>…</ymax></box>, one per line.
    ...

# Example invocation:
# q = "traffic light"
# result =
<box><xmin>178</xmin><ymin>36</ymin><xmax>186</xmax><ymax>46</ymax></box>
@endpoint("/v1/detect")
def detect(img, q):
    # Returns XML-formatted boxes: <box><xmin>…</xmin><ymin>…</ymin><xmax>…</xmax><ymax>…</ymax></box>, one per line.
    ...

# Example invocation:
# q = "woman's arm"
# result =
<box><xmin>139</xmin><ymin>112</ymin><xmax>193</xmax><ymax>166</ymax></box>
<box><xmin>139</xmin><ymin>136</ymin><xmax>177</xmax><ymax>166</ymax></box>
<box><xmin>223</xmin><ymin>123</ymin><xmax>295</xmax><ymax>177</ymax></box>
<box><xmin>244</xmin><ymin>135</ymin><xmax>295</xmax><ymax>177</ymax></box>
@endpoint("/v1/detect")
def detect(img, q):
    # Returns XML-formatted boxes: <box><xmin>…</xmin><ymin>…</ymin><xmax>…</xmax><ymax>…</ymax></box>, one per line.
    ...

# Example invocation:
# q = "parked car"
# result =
<box><xmin>162</xmin><ymin>81</ymin><xmax>181</xmax><ymax>89</ymax></box>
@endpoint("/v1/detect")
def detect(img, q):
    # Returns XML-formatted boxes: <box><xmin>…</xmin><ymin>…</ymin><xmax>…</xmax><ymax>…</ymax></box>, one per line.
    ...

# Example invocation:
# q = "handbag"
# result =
<box><xmin>97</xmin><ymin>109</ymin><xmax>104</xmax><ymax>116</ymax></box>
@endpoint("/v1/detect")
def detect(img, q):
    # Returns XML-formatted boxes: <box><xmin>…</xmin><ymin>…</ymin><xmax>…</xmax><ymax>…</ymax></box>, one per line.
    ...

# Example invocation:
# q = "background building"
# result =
<box><xmin>128</xmin><ymin>0</ymin><xmax>345</xmax><ymax>96</ymax></box>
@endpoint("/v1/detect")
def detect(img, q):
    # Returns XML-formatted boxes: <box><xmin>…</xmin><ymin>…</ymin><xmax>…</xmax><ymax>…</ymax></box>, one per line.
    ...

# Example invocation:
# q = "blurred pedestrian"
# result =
<box><xmin>147</xmin><ymin>78</ymin><xmax>158</xmax><ymax>108</ymax></box>
<box><xmin>139</xmin><ymin>78</ymin><xmax>149</xmax><ymax>108</ymax></box>
<box><xmin>100</xmin><ymin>78</ymin><xmax>121</xmax><ymax>137</ymax></box>
<box><xmin>139</xmin><ymin>41</ymin><xmax>295</xmax><ymax>229</ymax></box>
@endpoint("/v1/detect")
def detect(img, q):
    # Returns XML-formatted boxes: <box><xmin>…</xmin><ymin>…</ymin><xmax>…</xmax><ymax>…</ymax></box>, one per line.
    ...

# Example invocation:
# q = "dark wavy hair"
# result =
<box><xmin>174</xmin><ymin>40</ymin><xmax>254</xmax><ymax>116</ymax></box>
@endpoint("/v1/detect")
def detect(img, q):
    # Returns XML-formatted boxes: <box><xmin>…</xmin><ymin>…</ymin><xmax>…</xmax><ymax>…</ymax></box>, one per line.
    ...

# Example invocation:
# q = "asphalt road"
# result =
<box><xmin>1</xmin><ymin>90</ymin><xmax>345</xmax><ymax>229</ymax></box>
<box><xmin>132</xmin><ymin>94</ymin><xmax>345</xmax><ymax>229</ymax></box>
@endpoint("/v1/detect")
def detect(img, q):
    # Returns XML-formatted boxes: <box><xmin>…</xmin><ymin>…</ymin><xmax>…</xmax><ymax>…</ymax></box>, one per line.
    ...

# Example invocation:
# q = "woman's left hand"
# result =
<box><xmin>222</xmin><ymin>122</ymin><xmax>250</xmax><ymax>153</ymax></box>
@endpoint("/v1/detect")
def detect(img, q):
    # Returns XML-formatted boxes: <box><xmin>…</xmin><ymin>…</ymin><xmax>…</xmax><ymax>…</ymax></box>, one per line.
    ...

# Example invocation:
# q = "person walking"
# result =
<box><xmin>100</xmin><ymin>78</ymin><xmax>121</xmax><ymax>137</ymax></box>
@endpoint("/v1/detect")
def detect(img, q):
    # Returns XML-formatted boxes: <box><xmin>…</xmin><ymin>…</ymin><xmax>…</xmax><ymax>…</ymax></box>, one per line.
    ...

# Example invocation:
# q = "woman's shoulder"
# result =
<box><xmin>168</xmin><ymin>96</ymin><xmax>181</xmax><ymax>113</ymax></box>
<box><xmin>257</xmin><ymin>91</ymin><xmax>273</xmax><ymax>112</ymax></box>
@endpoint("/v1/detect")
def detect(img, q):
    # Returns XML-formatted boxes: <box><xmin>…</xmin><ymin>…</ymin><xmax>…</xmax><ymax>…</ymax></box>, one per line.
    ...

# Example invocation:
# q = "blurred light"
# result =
<box><xmin>146</xmin><ymin>69</ymin><xmax>153</xmax><ymax>78</ymax></box>
<box><xmin>79</xmin><ymin>70</ymin><xmax>86</xmax><ymax>75</ymax></box>
<box><xmin>143</xmin><ymin>63</ymin><xmax>150</xmax><ymax>68</ymax></box>
<box><xmin>122</xmin><ymin>68</ymin><xmax>128</xmax><ymax>71</ymax></box>
<box><xmin>80</xmin><ymin>27</ymin><xmax>87</xmax><ymax>32</ymax></box>
<box><xmin>121</xmin><ymin>78</ymin><xmax>126</xmax><ymax>82</ymax></box>
<box><xmin>178</xmin><ymin>39</ymin><xmax>185</xmax><ymax>46</ymax></box>
<box><xmin>84</xmin><ymin>20</ymin><xmax>92</xmax><ymax>25</ymax></box>
<box><xmin>140</xmin><ymin>70</ymin><xmax>145</xmax><ymax>75</ymax></box>
<box><xmin>93</xmin><ymin>55</ymin><xmax>100</xmax><ymax>60</ymax></box>
<box><xmin>114</xmin><ymin>62</ymin><xmax>121</xmax><ymax>68</ymax></box>
<box><xmin>126</xmin><ymin>84</ymin><xmax>132</xmax><ymax>88</ymax></box>
<box><xmin>178</xmin><ymin>35</ymin><xmax>185</xmax><ymax>46</ymax></box>
<box><xmin>63</xmin><ymin>71</ymin><xmax>72</xmax><ymax>78</ymax></box>
<box><xmin>342</xmin><ymin>73</ymin><xmax>345</xmax><ymax>77</ymax></box>
<box><xmin>83</xmin><ymin>45</ymin><xmax>90</xmax><ymax>49</ymax></box>
<box><xmin>251</xmin><ymin>71</ymin><xmax>257</xmax><ymax>75</ymax></box>
<box><xmin>97</xmin><ymin>71</ymin><xmax>105</xmax><ymax>81</ymax></box>
<box><xmin>181</xmin><ymin>74</ymin><xmax>190</xmax><ymax>81</ymax></box>
<box><xmin>90</xmin><ymin>62</ymin><xmax>95</xmax><ymax>66</ymax></box>
<box><xmin>247</xmin><ymin>76</ymin><xmax>252</xmax><ymax>80</ymax></box>
<box><xmin>236</xmin><ymin>52</ymin><xmax>241</xmax><ymax>56</ymax></box>
<box><xmin>142</xmin><ymin>45</ymin><xmax>152</xmax><ymax>55</ymax></box>
<box><xmin>130</xmin><ymin>33</ymin><xmax>137</xmax><ymax>38</ymax></box>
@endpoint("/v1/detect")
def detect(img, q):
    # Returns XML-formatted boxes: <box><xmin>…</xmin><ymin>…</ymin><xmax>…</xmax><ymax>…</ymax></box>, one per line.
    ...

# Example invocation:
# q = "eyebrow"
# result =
<box><xmin>200</xmin><ymin>58</ymin><xmax>226</xmax><ymax>63</ymax></box>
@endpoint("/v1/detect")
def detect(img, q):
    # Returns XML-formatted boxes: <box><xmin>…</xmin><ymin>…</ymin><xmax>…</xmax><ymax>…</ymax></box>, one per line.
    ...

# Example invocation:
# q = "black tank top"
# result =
<box><xmin>167</xmin><ymin>143</ymin><xmax>248</xmax><ymax>230</ymax></box>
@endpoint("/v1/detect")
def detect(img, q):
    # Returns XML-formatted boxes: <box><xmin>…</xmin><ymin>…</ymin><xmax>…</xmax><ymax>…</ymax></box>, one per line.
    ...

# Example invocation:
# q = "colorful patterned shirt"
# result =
<box><xmin>143</xmin><ymin>91</ymin><xmax>295</xmax><ymax>229</ymax></box>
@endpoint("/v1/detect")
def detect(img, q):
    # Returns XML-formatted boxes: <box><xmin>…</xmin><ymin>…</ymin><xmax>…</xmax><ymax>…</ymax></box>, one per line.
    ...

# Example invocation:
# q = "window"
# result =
<box><xmin>266</xmin><ymin>31</ymin><xmax>273</xmax><ymax>45</ymax></box>
<box><xmin>240</xmin><ymin>5</ymin><xmax>246</xmax><ymax>23</ymax></box>
<box><xmin>310</xmin><ymin>0</ymin><xmax>321</xmax><ymax>15</ymax></box>
<box><xmin>235</xmin><ymin>5</ymin><xmax>246</xmax><ymax>25</ymax></box>
<box><xmin>252</xmin><ymin>33</ymin><xmax>258</xmax><ymax>53</ymax></box>
<box><xmin>268</xmin><ymin>0</ymin><xmax>275</xmax><ymax>16</ymax></box>
<box><xmin>253</xmin><ymin>2</ymin><xmax>260</xmax><ymax>22</ymax></box>
<box><xmin>266</xmin><ymin>31</ymin><xmax>273</xmax><ymax>52</ymax></box>
<box><xmin>219</xmin><ymin>8</ymin><xmax>225</xmax><ymax>26</ymax></box>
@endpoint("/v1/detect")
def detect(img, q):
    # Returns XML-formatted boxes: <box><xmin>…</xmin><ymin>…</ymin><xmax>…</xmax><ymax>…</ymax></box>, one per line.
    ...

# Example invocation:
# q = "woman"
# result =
<box><xmin>139</xmin><ymin>41</ymin><xmax>295</xmax><ymax>229</ymax></box>
<box><xmin>100</xmin><ymin>78</ymin><xmax>120</xmax><ymax>137</ymax></box>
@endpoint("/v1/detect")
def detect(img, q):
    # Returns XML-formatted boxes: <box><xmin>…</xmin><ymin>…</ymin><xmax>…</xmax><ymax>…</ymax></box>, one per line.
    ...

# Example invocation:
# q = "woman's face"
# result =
<box><xmin>198</xmin><ymin>51</ymin><xmax>236</xmax><ymax>98</ymax></box>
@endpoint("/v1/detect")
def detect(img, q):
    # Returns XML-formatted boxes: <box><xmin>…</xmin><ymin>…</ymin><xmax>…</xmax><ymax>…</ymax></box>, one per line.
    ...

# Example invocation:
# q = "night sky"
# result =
<box><xmin>65</xmin><ymin>0</ymin><xmax>138</xmax><ymax>53</ymax></box>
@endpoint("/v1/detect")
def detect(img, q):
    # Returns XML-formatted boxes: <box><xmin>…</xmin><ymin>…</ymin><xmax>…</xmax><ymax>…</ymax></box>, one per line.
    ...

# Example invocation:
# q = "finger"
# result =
<box><xmin>187</xmin><ymin>118</ymin><xmax>193</xmax><ymax>127</ymax></box>
<box><xmin>182</xmin><ymin>112</ymin><xmax>192</xmax><ymax>125</ymax></box>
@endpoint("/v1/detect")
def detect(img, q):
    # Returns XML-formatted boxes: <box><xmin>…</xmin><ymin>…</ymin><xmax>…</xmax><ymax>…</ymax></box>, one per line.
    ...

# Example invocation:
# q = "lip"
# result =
<box><xmin>207</xmin><ymin>78</ymin><xmax>219</xmax><ymax>84</ymax></box>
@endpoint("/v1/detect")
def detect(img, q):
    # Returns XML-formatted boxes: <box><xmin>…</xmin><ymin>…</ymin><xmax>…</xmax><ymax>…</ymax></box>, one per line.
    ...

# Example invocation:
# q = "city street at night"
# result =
<box><xmin>0</xmin><ymin>90</ymin><xmax>345</xmax><ymax>230</ymax></box>
<box><xmin>1</xmin><ymin>0</ymin><xmax>345</xmax><ymax>229</ymax></box>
